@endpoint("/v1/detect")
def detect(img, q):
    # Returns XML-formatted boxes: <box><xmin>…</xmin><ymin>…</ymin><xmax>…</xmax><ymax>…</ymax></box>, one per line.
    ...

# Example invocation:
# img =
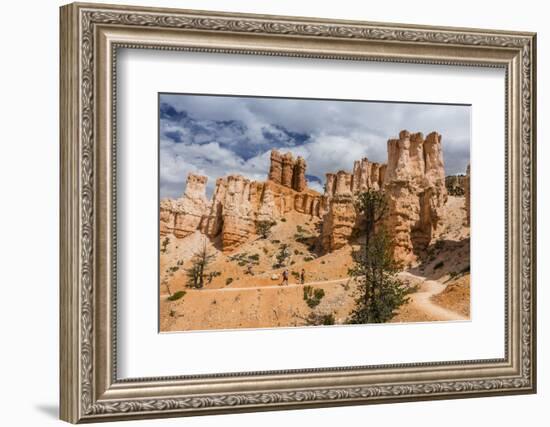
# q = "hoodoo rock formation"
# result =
<box><xmin>159</xmin><ymin>174</ymin><xmax>209</xmax><ymax>238</ymax></box>
<box><xmin>160</xmin><ymin>131</ymin><xmax>450</xmax><ymax>263</ymax></box>
<box><xmin>268</xmin><ymin>149</ymin><xmax>307</xmax><ymax>192</ymax></box>
<box><xmin>160</xmin><ymin>151</ymin><xmax>323</xmax><ymax>252</ymax></box>
<box><xmin>383</xmin><ymin>131</ymin><xmax>447</xmax><ymax>265</ymax></box>
<box><xmin>320</xmin><ymin>130</ymin><xmax>447</xmax><ymax>265</ymax></box>
<box><xmin>321</xmin><ymin>159</ymin><xmax>386</xmax><ymax>252</ymax></box>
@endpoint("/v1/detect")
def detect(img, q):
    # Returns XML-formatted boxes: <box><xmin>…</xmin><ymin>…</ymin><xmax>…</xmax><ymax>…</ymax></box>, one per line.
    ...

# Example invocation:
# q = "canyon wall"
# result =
<box><xmin>383</xmin><ymin>131</ymin><xmax>447</xmax><ymax>265</ymax></box>
<box><xmin>160</xmin><ymin>131</ymin><xmax>449</xmax><ymax>263</ymax></box>
<box><xmin>321</xmin><ymin>158</ymin><xmax>385</xmax><ymax>252</ymax></box>
<box><xmin>320</xmin><ymin>130</ymin><xmax>447</xmax><ymax>265</ymax></box>
<box><xmin>159</xmin><ymin>174</ymin><xmax>209</xmax><ymax>239</ymax></box>
<box><xmin>160</xmin><ymin>152</ymin><xmax>322</xmax><ymax>252</ymax></box>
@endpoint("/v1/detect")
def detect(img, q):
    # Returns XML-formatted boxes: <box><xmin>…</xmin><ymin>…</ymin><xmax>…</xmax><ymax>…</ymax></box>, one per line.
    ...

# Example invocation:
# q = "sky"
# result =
<box><xmin>159</xmin><ymin>93</ymin><xmax>470</xmax><ymax>199</ymax></box>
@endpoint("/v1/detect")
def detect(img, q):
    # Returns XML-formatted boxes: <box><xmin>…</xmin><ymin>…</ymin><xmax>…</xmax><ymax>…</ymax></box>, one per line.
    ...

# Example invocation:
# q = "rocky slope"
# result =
<box><xmin>159</xmin><ymin>194</ymin><xmax>469</xmax><ymax>331</ymax></box>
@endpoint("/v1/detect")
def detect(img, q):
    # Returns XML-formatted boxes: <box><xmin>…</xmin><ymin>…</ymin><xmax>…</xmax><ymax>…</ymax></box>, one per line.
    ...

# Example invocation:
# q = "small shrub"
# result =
<box><xmin>161</xmin><ymin>237</ymin><xmax>170</xmax><ymax>254</ymax></box>
<box><xmin>272</xmin><ymin>239</ymin><xmax>280</xmax><ymax>244</ymax></box>
<box><xmin>306</xmin><ymin>312</ymin><xmax>335</xmax><ymax>326</ymax></box>
<box><xmin>256</xmin><ymin>220</ymin><xmax>276</xmax><ymax>239</ymax></box>
<box><xmin>321</xmin><ymin>313</ymin><xmax>335</xmax><ymax>325</ymax></box>
<box><xmin>291</xmin><ymin>271</ymin><xmax>300</xmax><ymax>279</ymax></box>
<box><xmin>303</xmin><ymin>286</ymin><xmax>325</xmax><ymax>308</ymax></box>
<box><xmin>167</xmin><ymin>290</ymin><xmax>186</xmax><ymax>301</ymax></box>
<box><xmin>207</xmin><ymin>271</ymin><xmax>221</xmax><ymax>283</ymax></box>
<box><xmin>304</xmin><ymin>255</ymin><xmax>315</xmax><ymax>262</ymax></box>
<box><xmin>306</xmin><ymin>298</ymin><xmax>321</xmax><ymax>308</ymax></box>
<box><xmin>280</xmin><ymin>218</ymin><xmax>287</xmax><ymax>222</ymax></box>
<box><xmin>169</xmin><ymin>310</ymin><xmax>176</xmax><ymax>317</ymax></box>
<box><xmin>225</xmin><ymin>277</ymin><xmax>234</xmax><ymax>286</ymax></box>
<box><xmin>296</xmin><ymin>225</ymin><xmax>305</xmax><ymax>233</ymax></box>
<box><xmin>434</xmin><ymin>261</ymin><xmax>444</xmax><ymax>270</ymax></box>
<box><xmin>321</xmin><ymin>260</ymin><xmax>326</xmax><ymax>265</ymax></box>
<box><xmin>313</xmin><ymin>288</ymin><xmax>325</xmax><ymax>299</ymax></box>
<box><xmin>231</xmin><ymin>252</ymin><xmax>260</xmax><ymax>267</ymax></box>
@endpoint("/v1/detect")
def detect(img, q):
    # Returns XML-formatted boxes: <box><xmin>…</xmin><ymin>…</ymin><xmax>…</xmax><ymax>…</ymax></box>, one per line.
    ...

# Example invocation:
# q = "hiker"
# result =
<box><xmin>300</xmin><ymin>269</ymin><xmax>305</xmax><ymax>285</ymax></box>
<box><xmin>281</xmin><ymin>269</ymin><xmax>289</xmax><ymax>286</ymax></box>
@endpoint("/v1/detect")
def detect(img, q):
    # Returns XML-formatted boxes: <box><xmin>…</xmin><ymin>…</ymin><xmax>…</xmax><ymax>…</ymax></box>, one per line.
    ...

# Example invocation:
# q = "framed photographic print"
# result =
<box><xmin>60</xmin><ymin>2</ymin><xmax>537</xmax><ymax>423</ymax></box>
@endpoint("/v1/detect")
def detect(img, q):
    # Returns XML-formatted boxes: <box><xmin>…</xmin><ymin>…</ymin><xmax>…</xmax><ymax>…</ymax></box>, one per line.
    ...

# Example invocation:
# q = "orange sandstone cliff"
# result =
<box><xmin>160</xmin><ymin>130</ymin><xmax>449</xmax><ymax>264</ymax></box>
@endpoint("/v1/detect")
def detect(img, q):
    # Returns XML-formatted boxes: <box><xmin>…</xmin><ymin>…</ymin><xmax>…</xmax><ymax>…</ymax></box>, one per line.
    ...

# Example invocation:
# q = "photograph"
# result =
<box><xmin>158</xmin><ymin>94</ymin><xmax>471</xmax><ymax>332</ymax></box>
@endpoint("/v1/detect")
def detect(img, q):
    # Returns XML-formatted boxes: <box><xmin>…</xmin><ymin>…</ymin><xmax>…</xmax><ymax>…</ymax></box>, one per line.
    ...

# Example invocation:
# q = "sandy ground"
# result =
<box><xmin>432</xmin><ymin>273</ymin><xmax>471</xmax><ymax>318</ymax></box>
<box><xmin>391</xmin><ymin>272</ymin><xmax>468</xmax><ymax>323</ymax></box>
<box><xmin>160</xmin><ymin>196</ymin><xmax>470</xmax><ymax>332</ymax></box>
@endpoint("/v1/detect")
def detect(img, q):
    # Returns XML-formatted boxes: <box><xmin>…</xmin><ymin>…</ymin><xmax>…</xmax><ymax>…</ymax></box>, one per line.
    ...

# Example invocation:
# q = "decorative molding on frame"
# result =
<box><xmin>60</xmin><ymin>2</ymin><xmax>536</xmax><ymax>422</ymax></box>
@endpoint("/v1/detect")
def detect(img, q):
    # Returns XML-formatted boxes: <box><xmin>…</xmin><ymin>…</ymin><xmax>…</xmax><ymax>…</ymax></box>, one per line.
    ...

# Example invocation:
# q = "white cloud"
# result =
<box><xmin>160</xmin><ymin>94</ymin><xmax>470</xmax><ymax>199</ymax></box>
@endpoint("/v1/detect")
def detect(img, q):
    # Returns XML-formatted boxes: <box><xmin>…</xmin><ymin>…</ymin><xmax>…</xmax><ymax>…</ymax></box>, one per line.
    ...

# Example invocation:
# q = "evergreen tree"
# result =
<box><xmin>275</xmin><ymin>243</ymin><xmax>291</xmax><ymax>268</ymax></box>
<box><xmin>185</xmin><ymin>241</ymin><xmax>215</xmax><ymax>289</ymax></box>
<box><xmin>348</xmin><ymin>190</ymin><xmax>413</xmax><ymax>324</ymax></box>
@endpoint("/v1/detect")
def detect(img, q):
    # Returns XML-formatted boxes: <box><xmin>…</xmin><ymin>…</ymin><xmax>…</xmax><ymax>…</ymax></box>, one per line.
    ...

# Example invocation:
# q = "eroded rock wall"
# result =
<box><xmin>383</xmin><ymin>131</ymin><xmax>447</xmax><ymax>265</ymax></box>
<box><xmin>161</xmin><ymin>152</ymin><xmax>322</xmax><ymax>252</ymax></box>
<box><xmin>267</xmin><ymin>149</ymin><xmax>307</xmax><ymax>192</ymax></box>
<box><xmin>159</xmin><ymin>174</ymin><xmax>209</xmax><ymax>239</ymax></box>
<box><xmin>321</xmin><ymin>158</ymin><xmax>386</xmax><ymax>252</ymax></box>
<box><xmin>320</xmin><ymin>131</ymin><xmax>447</xmax><ymax>263</ymax></box>
<box><xmin>161</xmin><ymin>131</ymin><xmax>449</xmax><ymax>261</ymax></box>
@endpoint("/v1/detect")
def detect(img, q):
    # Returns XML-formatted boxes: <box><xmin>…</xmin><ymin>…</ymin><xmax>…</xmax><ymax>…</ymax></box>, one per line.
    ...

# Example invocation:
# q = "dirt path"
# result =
<box><xmin>399</xmin><ymin>272</ymin><xmax>468</xmax><ymax>321</ymax></box>
<box><xmin>162</xmin><ymin>273</ymin><xmax>467</xmax><ymax>322</ymax></box>
<box><xmin>160</xmin><ymin>277</ymin><xmax>351</xmax><ymax>298</ymax></box>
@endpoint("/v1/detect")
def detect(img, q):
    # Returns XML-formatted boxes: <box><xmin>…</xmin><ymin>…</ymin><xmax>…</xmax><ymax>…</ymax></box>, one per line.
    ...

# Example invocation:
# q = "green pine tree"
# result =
<box><xmin>348</xmin><ymin>190</ymin><xmax>413</xmax><ymax>324</ymax></box>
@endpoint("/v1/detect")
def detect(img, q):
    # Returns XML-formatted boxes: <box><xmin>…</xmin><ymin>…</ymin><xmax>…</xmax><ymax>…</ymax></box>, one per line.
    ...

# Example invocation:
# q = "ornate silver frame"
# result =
<box><xmin>60</xmin><ymin>2</ymin><xmax>537</xmax><ymax>423</ymax></box>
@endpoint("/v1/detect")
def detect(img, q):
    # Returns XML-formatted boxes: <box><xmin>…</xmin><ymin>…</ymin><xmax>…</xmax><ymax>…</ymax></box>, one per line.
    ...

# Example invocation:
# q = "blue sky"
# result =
<box><xmin>160</xmin><ymin>94</ymin><xmax>470</xmax><ymax>199</ymax></box>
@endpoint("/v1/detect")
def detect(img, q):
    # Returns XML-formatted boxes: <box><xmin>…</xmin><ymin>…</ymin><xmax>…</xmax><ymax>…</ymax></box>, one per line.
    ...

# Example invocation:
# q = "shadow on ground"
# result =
<box><xmin>408</xmin><ymin>237</ymin><xmax>470</xmax><ymax>280</ymax></box>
